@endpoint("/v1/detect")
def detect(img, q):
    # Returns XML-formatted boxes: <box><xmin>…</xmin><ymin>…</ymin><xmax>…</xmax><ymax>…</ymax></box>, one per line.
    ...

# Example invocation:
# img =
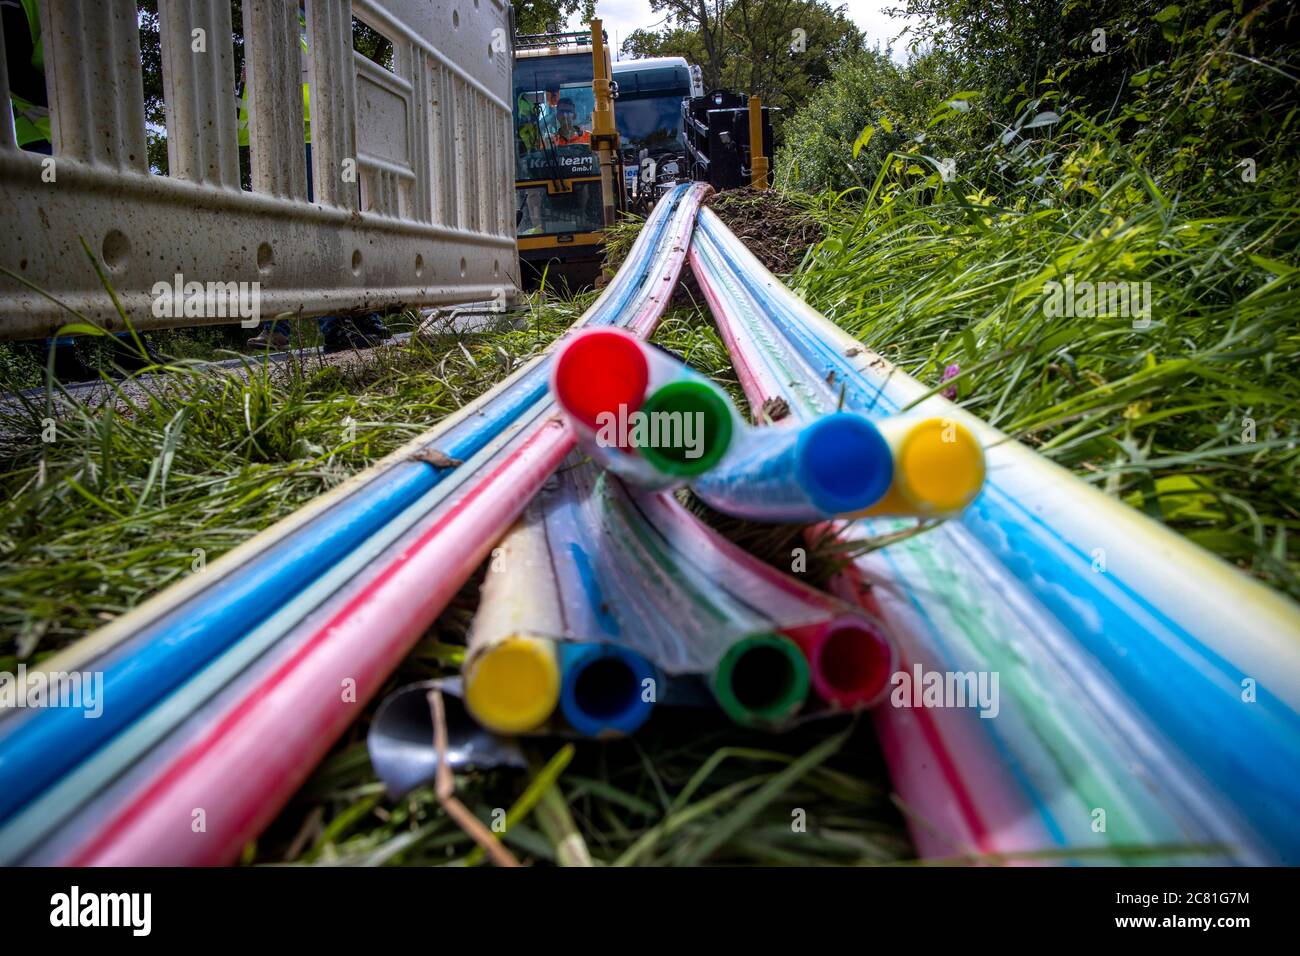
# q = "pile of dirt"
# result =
<box><xmin>602</xmin><ymin>186</ymin><xmax>826</xmax><ymax>305</ymax></box>
<box><xmin>704</xmin><ymin>188</ymin><xmax>825</xmax><ymax>276</ymax></box>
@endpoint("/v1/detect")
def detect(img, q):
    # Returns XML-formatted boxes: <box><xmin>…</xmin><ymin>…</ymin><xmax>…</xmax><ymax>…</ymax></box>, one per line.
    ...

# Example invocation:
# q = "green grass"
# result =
<box><xmin>0</xmin><ymin>303</ymin><xmax>573</xmax><ymax>659</ymax></box>
<box><xmin>0</xmin><ymin>314</ymin><xmax>403</xmax><ymax>392</ymax></box>
<box><xmin>252</xmin><ymin>712</ymin><xmax>909</xmax><ymax>866</ymax></box>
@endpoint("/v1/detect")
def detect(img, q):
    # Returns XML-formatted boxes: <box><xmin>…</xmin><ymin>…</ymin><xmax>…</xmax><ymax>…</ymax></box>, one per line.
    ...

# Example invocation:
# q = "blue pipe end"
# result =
<box><xmin>795</xmin><ymin>412</ymin><xmax>893</xmax><ymax>515</ymax></box>
<box><xmin>558</xmin><ymin>642</ymin><xmax>657</xmax><ymax>738</ymax></box>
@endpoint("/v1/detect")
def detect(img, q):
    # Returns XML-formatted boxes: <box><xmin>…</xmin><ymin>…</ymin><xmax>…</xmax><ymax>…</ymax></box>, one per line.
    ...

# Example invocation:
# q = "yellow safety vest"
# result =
<box><xmin>237</xmin><ymin>32</ymin><xmax>311</xmax><ymax>147</ymax></box>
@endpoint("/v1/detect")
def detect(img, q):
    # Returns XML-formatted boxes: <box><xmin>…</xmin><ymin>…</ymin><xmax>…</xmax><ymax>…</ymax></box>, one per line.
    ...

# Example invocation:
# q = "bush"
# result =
<box><xmin>783</xmin><ymin>1</ymin><xmax>1300</xmax><ymax>200</ymax></box>
<box><xmin>778</xmin><ymin>47</ymin><xmax>969</xmax><ymax>192</ymax></box>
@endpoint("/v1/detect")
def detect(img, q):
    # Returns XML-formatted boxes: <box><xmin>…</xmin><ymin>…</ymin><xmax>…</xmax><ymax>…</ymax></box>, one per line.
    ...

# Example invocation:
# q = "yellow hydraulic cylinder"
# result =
<box><xmin>748</xmin><ymin>95</ymin><xmax>769</xmax><ymax>189</ymax></box>
<box><xmin>590</xmin><ymin>20</ymin><xmax>621</xmax><ymax>225</ymax></box>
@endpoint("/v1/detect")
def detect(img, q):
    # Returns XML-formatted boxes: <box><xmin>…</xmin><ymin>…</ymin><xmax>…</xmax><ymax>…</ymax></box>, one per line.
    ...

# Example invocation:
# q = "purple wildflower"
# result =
<box><xmin>941</xmin><ymin>363</ymin><xmax>961</xmax><ymax>400</ymax></box>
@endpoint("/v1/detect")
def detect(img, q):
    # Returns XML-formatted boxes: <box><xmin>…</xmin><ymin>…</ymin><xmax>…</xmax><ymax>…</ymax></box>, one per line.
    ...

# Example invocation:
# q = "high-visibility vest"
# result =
<box><xmin>237</xmin><ymin>29</ymin><xmax>311</xmax><ymax>147</ymax></box>
<box><xmin>552</xmin><ymin>129</ymin><xmax>591</xmax><ymax>146</ymax></box>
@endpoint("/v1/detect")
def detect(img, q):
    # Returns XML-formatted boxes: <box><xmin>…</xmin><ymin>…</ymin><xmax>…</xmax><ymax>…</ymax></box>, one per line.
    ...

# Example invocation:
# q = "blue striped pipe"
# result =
<box><xmin>690</xmin><ymin>412</ymin><xmax>892</xmax><ymax>522</ymax></box>
<box><xmin>0</xmin><ymin>398</ymin><xmax>557</xmax><ymax>863</ymax></box>
<box><xmin>697</xmin><ymin>210</ymin><xmax>1300</xmax><ymax>860</ymax></box>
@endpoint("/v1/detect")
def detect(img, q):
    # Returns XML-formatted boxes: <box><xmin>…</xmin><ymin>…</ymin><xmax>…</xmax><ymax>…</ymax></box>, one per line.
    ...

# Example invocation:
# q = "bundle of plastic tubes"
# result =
<box><xmin>691</xmin><ymin>204</ymin><xmax>1300</xmax><ymax>864</ymax></box>
<box><xmin>552</xmin><ymin>326</ymin><xmax>922</xmax><ymax>522</ymax></box>
<box><xmin>460</xmin><ymin>502</ymin><xmax>661</xmax><ymax>739</ymax></box>
<box><xmin>0</xmin><ymin>184</ymin><xmax>710</xmax><ymax>866</ymax></box>
<box><xmin>688</xmin><ymin>411</ymin><xmax>918</xmax><ymax>523</ymax></box>
<box><xmin>453</xmin><ymin>453</ymin><xmax>898</xmax><ymax>736</ymax></box>
<box><xmin>551</xmin><ymin>326</ymin><xmax>744</xmax><ymax>487</ymax></box>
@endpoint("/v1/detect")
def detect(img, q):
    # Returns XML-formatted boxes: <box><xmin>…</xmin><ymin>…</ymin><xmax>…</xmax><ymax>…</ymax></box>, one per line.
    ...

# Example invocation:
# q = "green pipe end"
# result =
<box><xmin>636</xmin><ymin>379</ymin><xmax>734</xmax><ymax>477</ymax></box>
<box><xmin>712</xmin><ymin>633</ymin><xmax>809</xmax><ymax>727</ymax></box>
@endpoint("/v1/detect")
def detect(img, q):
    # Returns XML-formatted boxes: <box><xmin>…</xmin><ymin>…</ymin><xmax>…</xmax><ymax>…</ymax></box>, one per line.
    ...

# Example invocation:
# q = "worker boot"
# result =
<box><xmin>321</xmin><ymin>313</ymin><xmax>388</xmax><ymax>353</ymax></box>
<box><xmin>245</xmin><ymin>331</ymin><xmax>290</xmax><ymax>349</ymax></box>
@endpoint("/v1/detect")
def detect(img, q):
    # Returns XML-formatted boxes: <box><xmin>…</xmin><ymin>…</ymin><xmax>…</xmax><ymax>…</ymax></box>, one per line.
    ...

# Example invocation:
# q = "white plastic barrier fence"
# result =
<box><xmin>0</xmin><ymin>0</ymin><xmax>518</xmax><ymax>338</ymax></box>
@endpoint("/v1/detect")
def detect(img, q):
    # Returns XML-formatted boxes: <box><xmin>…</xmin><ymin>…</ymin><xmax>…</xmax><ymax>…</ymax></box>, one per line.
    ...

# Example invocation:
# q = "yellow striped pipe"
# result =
<box><xmin>462</xmin><ymin>515</ymin><xmax>563</xmax><ymax>734</ymax></box>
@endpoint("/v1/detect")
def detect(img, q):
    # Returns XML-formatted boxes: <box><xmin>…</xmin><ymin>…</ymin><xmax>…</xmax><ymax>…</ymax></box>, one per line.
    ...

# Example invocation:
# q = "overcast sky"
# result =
<box><xmin>586</xmin><ymin>0</ymin><xmax>920</xmax><ymax>62</ymax></box>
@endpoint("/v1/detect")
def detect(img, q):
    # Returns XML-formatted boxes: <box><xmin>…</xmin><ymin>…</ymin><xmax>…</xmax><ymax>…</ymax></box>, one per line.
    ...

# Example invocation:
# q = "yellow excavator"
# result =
<box><xmin>511</xmin><ymin>19</ymin><xmax>772</xmax><ymax>287</ymax></box>
<box><xmin>511</xmin><ymin>20</ymin><xmax>624</xmax><ymax>286</ymax></box>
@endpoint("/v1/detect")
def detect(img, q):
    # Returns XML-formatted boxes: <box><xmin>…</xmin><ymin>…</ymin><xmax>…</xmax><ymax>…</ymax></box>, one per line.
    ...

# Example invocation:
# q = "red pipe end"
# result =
<box><xmin>553</xmin><ymin>328</ymin><xmax>650</xmax><ymax>431</ymax></box>
<box><xmin>817</xmin><ymin>620</ymin><xmax>894</xmax><ymax>708</ymax></box>
<box><xmin>787</xmin><ymin>618</ymin><xmax>895</xmax><ymax>709</ymax></box>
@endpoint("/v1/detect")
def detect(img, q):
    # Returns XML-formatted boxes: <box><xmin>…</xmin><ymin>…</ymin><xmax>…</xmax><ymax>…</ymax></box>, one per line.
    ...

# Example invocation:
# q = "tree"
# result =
<box><xmin>728</xmin><ymin>0</ymin><xmax>861</xmax><ymax>109</ymax></box>
<box><xmin>513</xmin><ymin>0</ymin><xmax>596</xmax><ymax>36</ymax></box>
<box><xmin>635</xmin><ymin>1</ymin><xmax>729</xmax><ymax>89</ymax></box>
<box><xmin>778</xmin><ymin>45</ymin><xmax>962</xmax><ymax>191</ymax></box>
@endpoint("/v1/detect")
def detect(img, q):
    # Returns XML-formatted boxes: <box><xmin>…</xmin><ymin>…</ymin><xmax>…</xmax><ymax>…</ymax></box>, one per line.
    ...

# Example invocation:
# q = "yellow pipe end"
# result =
<box><xmin>896</xmin><ymin>417</ymin><xmax>985</xmax><ymax>513</ymax></box>
<box><xmin>856</xmin><ymin>417</ymin><xmax>985</xmax><ymax>517</ymax></box>
<box><xmin>464</xmin><ymin>636</ymin><xmax>560</xmax><ymax>735</ymax></box>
